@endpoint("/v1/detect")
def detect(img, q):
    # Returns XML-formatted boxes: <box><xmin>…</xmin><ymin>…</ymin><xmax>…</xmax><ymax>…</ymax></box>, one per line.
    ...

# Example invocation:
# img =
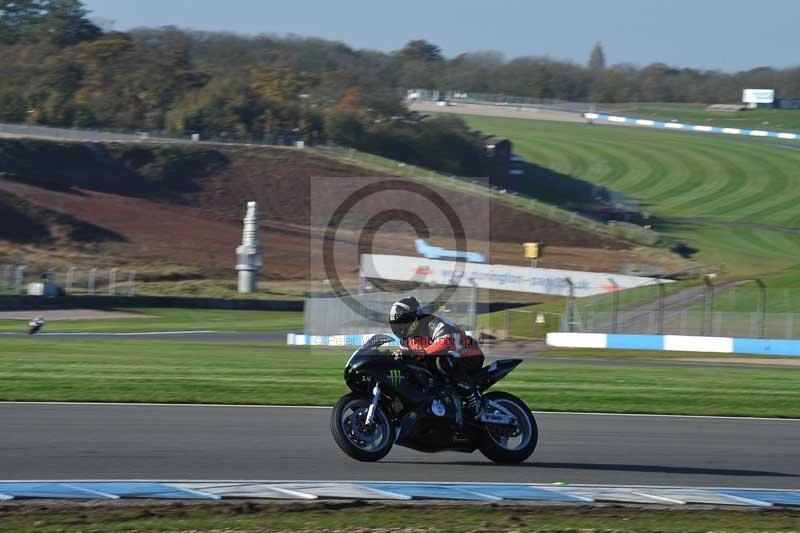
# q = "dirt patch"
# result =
<box><xmin>0</xmin><ymin>140</ymin><xmax>678</xmax><ymax>283</ymax></box>
<box><xmin>0</xmin><ymin>176</ymin><xmax>674</xmax><ymax>283</ymax></box>
<box><xmin>0</xmin><ymin>309</ymin><xmax>154</xmax><ymax>320</ymax></box>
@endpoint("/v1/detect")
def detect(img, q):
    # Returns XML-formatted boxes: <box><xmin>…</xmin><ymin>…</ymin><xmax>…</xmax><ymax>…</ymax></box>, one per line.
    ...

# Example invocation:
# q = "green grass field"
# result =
<box><xmin>0</xmin><ymin>308</ymin><xmax>303</xmax><ymax>333</ymax></box>
<box><xmin>4</xmin><ymin>501</ymin><xmax>798</xmax><ymax>533</ymax></box>
<box><xmin>1</xmin><ymin>339</ymin><xmax>798</xmax><ymax>417</ymax></box>
<box><xmin>625</xmin><ymin>104</ymin><xmax>800</xmax><ymax>132</ymax></box>
<box><xmin>462</xmin><ymin>115</ymin><xmax>800</xmax><ymax>277</ymax></box>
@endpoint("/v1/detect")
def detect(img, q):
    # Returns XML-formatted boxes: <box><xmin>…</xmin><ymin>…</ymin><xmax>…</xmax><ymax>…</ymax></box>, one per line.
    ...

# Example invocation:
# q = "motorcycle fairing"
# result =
<box><xmin>474</xmin><ymin>359</ymin><xmax>523</xmax><ymax>391</ymax></box>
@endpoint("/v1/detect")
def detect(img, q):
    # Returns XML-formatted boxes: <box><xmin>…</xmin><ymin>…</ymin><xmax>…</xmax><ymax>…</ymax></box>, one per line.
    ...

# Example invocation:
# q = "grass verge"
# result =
<box><xmin>460</xmin><ymin>115</ymin><xmax>800</xmax><ymax>277</ymax></box>
<box><xmin>1</xmin><ymin>339</ymin><xmax>799</xmax><ymax>417</ymax></box>
<box><xmin>1</xmin><ymin>501</ymin><xmax>799</xmax><ymax>533</ymax></box>
<box><xmin>0</xmin><ymin>308</ymin><xmax>303</xmax><ymax>333</ymax></box>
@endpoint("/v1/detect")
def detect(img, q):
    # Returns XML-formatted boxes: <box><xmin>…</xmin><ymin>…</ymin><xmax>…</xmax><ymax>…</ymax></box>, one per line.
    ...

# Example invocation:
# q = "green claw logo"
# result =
<box><xmin>387</xmin><ymin>369</ymin><xmax>403</xmax><ymax>386</ymax></box>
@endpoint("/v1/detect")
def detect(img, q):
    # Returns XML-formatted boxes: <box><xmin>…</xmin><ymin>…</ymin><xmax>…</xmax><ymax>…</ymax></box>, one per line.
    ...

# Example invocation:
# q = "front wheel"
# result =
<box><xmin>477</xmin><ymin>391</ymin><xmax>538</xmax><ymax>463</ymax></box>
<box><xmin>330</xmin><ymin>393</ymin><xmax>394</xmax><ymax>462</ymax></box>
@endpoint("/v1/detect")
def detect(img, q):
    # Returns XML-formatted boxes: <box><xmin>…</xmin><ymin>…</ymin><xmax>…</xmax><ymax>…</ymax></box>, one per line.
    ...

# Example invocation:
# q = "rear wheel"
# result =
<box><xmin>330</xmin><ymin>393</ymin><xmax>394</xmax><ymax>462</ymax></box>
<box><xmin>477</xmin><ymin>391</ymin><xmax>538</xmax><ymax>463</ymax></box>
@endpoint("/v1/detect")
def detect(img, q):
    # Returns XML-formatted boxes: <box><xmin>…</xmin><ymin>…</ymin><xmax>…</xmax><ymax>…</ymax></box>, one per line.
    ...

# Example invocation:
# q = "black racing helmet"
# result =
<box><xmin>389</xmin><ymin>296</ymin><xmax>422</xmax><ymax>338</ymax></box>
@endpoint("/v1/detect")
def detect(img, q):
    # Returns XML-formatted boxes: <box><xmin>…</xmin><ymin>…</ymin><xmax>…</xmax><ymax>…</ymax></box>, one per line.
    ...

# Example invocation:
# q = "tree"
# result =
<box><xmin>588</xmin><ymin>41</ymin><xmax>606</xmax><ymax>71</ymax></box>
<box><xmin>336</xmin><ymin>86</ymin><xmax>362</xmax><ymax>113</ymax></box>
<box><xmin>35</xmin><ymin>0</ymin><xmax>101</xmax><ymax>46</ymax></box>
<box><xmin>0</xmin><ymin>0</ymin><xmax>44</xmax><ymax>44</ymax></box>
<box><xmin>248</xmin><ymin>66</ymin><xmax>301</xmax><ymax>105</ymax></box>
<box><xmin>397</xmin><ymin>39</ymin><xmax>443</xmax><ymax>62</ymax></box>
<box><xmin>324</xmin><ymin>110</ymin><xmax>364</xmax><ymax>146</ymax></box>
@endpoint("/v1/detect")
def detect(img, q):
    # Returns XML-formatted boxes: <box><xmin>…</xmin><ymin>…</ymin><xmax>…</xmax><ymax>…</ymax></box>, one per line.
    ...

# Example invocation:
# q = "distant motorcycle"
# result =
<box><xmin>331</xmin><ymin>334</ymin><xmax>538</xmax><ymax>463</ymax></box>
<box><xmin>28</xmin><ymin>317</ymin><xmax>45</xmax><ymax>335</ymax></box>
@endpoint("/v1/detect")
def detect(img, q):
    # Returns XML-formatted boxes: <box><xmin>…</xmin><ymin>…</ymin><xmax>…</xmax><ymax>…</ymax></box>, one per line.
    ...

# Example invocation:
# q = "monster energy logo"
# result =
<box><xmin>387</xmin><ymin>369</ymin><xmax>403</xmax><ymax>386</ymax></box>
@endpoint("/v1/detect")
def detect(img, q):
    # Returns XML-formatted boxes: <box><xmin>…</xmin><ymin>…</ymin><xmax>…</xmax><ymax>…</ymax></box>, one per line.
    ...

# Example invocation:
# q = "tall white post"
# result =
<box><xmin>127</xmin><ymin>271</ymin><xmax>136</xmax><ymax>296</ymax></box>
<box><xmin>109</xmin><ymin>268</ymin><xmax>118</xmax><ymax>295</ymax></box>
<box><xmin>1</xmin><ymin>265</ymin><xmax>10</xmax><ymax>291</ymax></box>
<box><xmin>14</xmin><ymin>265</ymin><xmax>25</xmax><ymax>295</ymax></box>
<box><xmin>66</xmin><ymin>267</ymin><xmax>77</xmax><ymax>294</ymax></box>
<box><xmin>236</xmin><ymin>201</ymin><xmax>263</xmax><ymax>293</ymax></box>
<box><xmin>88</xmin><ymin>268</ymin><xmax>96</xmax><ymax>295</ymax></box>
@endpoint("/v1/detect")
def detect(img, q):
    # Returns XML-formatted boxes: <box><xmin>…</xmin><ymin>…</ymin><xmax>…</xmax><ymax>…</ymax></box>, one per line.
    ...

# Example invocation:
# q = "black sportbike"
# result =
<box><xmin>330</xmin><ymin>335</ymin><xmax>537</xmax><ymax>463</ymax></box>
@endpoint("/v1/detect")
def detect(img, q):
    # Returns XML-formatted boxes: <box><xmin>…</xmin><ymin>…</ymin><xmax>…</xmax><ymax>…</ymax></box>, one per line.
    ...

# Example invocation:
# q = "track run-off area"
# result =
<box><xmin>0</xmin><ymin>402</ymin><xmax>797</xmax><ymax>489</ymax></box>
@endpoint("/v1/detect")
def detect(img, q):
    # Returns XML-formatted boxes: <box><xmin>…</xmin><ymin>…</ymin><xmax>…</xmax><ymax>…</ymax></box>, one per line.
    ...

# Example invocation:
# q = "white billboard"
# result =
<box><xmin>360</xmin><ymin>254</ymin><xmax>667</xmax><ymax>297</ymax></box>
<box><xmin>743</xmin><ymin>89</ymin><xmax>775</xmax><ymax>104</ymax></box>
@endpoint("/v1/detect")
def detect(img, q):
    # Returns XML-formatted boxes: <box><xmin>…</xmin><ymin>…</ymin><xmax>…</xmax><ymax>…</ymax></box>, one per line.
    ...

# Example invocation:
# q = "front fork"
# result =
<box><xmin>364</xmin><ymin>383</ymin><xmax>381</xmax><ymax>426</ymax></box>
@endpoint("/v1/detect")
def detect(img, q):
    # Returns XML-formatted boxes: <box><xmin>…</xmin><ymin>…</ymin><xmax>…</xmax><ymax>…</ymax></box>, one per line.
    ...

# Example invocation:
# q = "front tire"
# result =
<box><xmin>330</xmin><ymin>393</ymin><xmax>394</xmax><ymax>462</ymax></box>
<box><xmin>477</xmin><ymin>391</ymin><xmax>538</xmax><ymax>463</ymax></box>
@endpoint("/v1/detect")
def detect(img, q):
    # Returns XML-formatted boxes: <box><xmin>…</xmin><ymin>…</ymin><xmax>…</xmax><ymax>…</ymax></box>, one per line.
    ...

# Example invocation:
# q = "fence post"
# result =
<box><xmin>657</xmin><ymin>282</ymin><xmax>666</xmax><ymax>335</ymax></box>
<box><xmin>1</xmin><ymin>264</ymin><xmax>9</xmax><ymax>291</ymax></box>
<box><xmin>755</xmin><ymin>279</ymin><xmax>766</xmax><ymax>339</ymax></box>
<box><xmin>609</xmin><ymin>278</ymin><xmax>620</xmax><ymax>333</ymax></box>
<box><xmin>468</xmin><ymin>278</ymin><xmax>478</xmax><ymax>334</ymax></box>
<box><xmin>66</xmin><ymin>267</ymin><xmax>77</xmax><ymax>294</ymax></box>
<box><xmin>14</xmin><ymin>265</ymin><xmax>25</xmax><ymax>295</ymax></box>
<box><xmin>127</xmin><ymin>271</ymin><xmax>136</xmax><ymax>296</ymax></box>
<box><xmin>88</xmin><ymin>268</ymin><xmax>96</xmax><ymax>295</ymax></box>
<box><xmin>565</xmin><ymin>278</ymin><xmax>576</xmax><ymax>332</ymax></box>
<box><xmin>702</xmin><ymin>275</ymin><xmax>714</xmax><ymax>336</ymax></box>
<box><xmin>108</xmin><ymin>268</ymin><xmax>118</xmax><ymax>295</ymax></box>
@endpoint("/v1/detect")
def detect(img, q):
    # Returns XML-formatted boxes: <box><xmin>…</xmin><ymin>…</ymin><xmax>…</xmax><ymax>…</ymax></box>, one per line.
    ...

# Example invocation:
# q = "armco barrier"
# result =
<box><xmin>584</xmin><ymin>112</ymin><xmax>800</xmax><ymax>141</ymax></box>
<box><xmin>547</xmin><ymin>332</ymin><xmax>800</xmax><ymax>357</ymax></box>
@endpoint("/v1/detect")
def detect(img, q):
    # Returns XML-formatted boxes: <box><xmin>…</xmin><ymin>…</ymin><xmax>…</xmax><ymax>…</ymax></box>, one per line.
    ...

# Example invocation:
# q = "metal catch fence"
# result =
<box><xmin>562</xmin><ymin>278</ymin><xmax>800</xmax><ymax>339</ymax></box>
<box><xmin>0</xmin><ymin>265</ymin><xmax>136</xmax><ymax>297</ymax></box>
<box><xmin>304</xmin><ymin>287</ymin><xmax>477</xmax><ymax>336</ymax></box>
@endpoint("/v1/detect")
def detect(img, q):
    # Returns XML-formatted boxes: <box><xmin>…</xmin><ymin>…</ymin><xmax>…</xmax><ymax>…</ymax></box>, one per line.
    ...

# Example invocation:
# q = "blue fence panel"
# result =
<box><xmin>606</xmin><ymin>334</ymin><xmax>664</xmax><ymax>350</ymax></box>
<box><xmin>733</xmin><ymin>338</ymin><xmax>800</xmax><ymax>357</ymax></box>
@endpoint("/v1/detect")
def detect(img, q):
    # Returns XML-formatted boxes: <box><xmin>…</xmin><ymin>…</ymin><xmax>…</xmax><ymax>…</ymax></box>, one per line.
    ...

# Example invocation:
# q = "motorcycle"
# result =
<box><xmin>28</xmin><ymin>317</ymin><xmax>45</xmax><ymax>335</ymax></box>
<box><xmin>330</xmin><ymin>334</ymin><xmax>538</xmax><ymax>463</ymax></box>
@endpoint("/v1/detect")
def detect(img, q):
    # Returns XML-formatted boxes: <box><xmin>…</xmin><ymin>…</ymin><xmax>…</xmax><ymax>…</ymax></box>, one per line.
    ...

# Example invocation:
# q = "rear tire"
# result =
<box><xmin>330</xmin><ymin>393</ymin><xmax>394</xmax><ymax>462</ymax></box>
<box><xmin>477</xmin><ymin>391</ymin><xmax>538</xmax><ymax>463</ymax></box>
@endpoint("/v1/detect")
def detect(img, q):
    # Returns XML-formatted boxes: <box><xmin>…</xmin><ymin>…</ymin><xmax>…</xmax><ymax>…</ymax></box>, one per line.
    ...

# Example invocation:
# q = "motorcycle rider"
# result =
<box><xmin>389</xmin><ymin>296</ymin><xmax>486</xmax><ymax>418</ymax></box>
<box><xmin>28</xmin><ymin>316</ymin><xmax>46</xmax><ymax>335</ymax></box>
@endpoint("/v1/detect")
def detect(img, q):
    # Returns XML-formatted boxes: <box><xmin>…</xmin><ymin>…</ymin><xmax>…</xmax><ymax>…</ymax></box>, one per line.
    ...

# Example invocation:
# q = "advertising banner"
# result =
<box><xmin>742</xmin><ymin>89</ymin><xmax>775</xmax><ymax>104</ymax></box>
<box><xmin>360</xmin><ymin>254</ymin><xmax>666</xmax><ymax>297</ymax></box>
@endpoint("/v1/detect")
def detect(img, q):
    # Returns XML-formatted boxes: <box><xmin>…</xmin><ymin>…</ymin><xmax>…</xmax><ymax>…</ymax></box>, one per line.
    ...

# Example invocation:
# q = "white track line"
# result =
<box><xmin>0</xmin><ymin>401</ymin><xmax>798</xmax><ymax>421</ymax></box>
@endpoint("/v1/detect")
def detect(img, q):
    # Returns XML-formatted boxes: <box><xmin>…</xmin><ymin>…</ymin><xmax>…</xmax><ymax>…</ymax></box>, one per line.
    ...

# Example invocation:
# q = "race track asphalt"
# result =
<box><xmin>1</xmin><ymin>403</ymin><xmax>797</xmax><ymax>488</ymax></box>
